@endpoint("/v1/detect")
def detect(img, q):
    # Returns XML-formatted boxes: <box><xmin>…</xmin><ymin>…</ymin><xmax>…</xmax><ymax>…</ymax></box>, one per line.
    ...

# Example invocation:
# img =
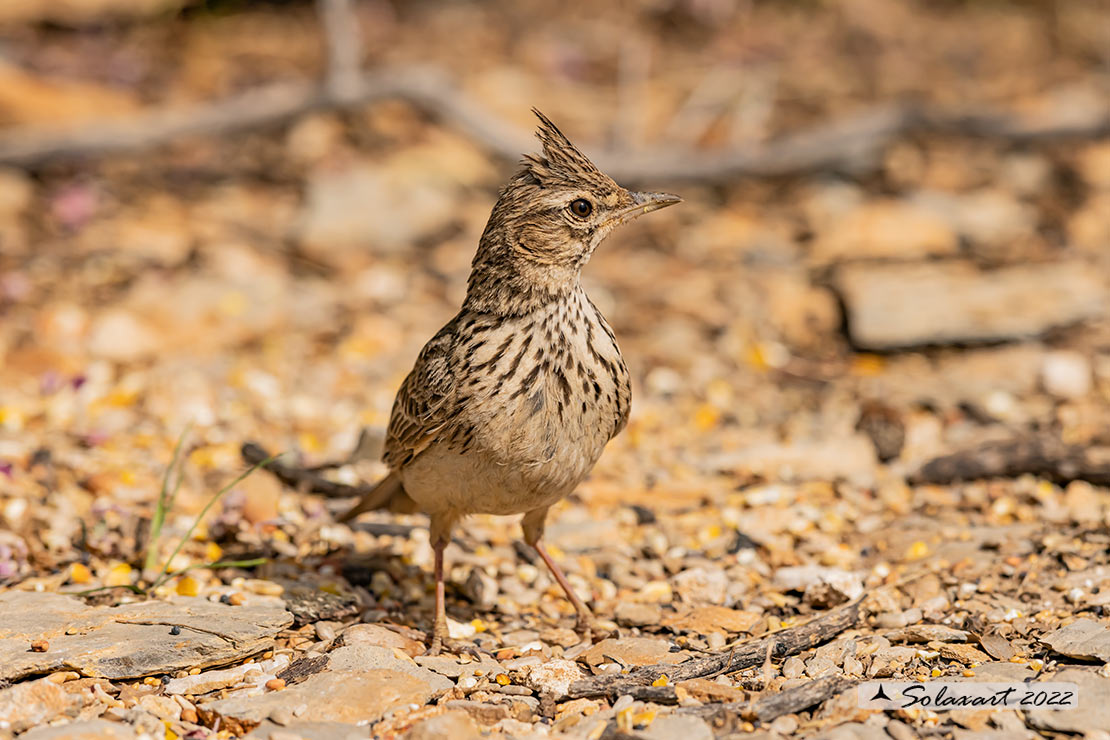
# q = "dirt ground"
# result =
<box><xmin>2</xmin><ymin>1</ymin><xmax>1110</xmax><ymax>738</ymax></box>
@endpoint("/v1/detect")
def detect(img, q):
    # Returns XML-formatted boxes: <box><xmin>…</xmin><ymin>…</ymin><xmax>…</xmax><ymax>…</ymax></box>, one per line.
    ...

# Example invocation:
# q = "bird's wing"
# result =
<box><xmin>382</xmin><ymin>322</ymin><xmax>460</xmax><ymax>470</ymax></box>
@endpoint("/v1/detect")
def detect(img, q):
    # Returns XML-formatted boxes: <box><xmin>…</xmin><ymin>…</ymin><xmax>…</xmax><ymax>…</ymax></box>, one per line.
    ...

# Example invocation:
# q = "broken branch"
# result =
<box><xmin>567</xmin><ymin>600</ymin><xmax>862</xmax><ymax>699</ymax></box>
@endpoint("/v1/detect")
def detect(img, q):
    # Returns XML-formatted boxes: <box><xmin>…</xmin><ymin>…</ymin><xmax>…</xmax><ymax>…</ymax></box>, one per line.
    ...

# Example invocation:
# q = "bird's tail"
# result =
<box><xmin>338</xmin><ymin>469</ymin><xmax>415</xmax><ymax>522</ymax></box>
<box><xmin>240</xmin><ymin>442</ymin><xmax>415</xmax><ymax>521</ymax></box>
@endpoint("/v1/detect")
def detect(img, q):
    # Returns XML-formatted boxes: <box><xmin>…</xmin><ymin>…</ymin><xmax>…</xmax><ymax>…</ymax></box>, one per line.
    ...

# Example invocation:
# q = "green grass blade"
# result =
<box><xmin>143</xmin><ymin>424</ymin><xmax>192</xmax><ymax>574</ymax></box>
<box><xmin>151</xmin><ymin>455</ymin><xmax>277</xmax><ymax>591</ymax></box>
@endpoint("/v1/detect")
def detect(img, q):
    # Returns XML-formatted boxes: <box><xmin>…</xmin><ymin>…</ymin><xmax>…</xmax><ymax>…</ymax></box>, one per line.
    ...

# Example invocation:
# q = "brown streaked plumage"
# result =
<box><xmin>346</xmin><ymin>110</ymin><xmax>680</xmax><ymax>653</ymax></box>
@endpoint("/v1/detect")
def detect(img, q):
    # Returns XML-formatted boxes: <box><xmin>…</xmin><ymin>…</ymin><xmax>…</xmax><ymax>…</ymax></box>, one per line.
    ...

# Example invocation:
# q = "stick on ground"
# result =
<box><xmin>567</xmin><ymin>600</ymin><xmax>862</xmax><ymax>699</ymax></box>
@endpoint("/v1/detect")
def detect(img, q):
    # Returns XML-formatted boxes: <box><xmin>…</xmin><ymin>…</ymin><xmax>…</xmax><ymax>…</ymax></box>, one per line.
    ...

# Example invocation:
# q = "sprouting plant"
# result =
<box><xmin>80</xmin><ymin>427</ymin><xmax>277</xmax><ymax>597</ymax></box>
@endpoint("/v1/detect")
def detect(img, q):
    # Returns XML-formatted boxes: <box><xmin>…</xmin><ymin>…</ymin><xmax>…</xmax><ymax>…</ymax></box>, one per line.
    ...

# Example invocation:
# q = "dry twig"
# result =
<box><xmin>567</xmin><ymin>600</ymin><xmax>862</xmax><ymax>699</ymax></box>
<box><xmin>683</xmin><ymin>675</ymin><xmax>856</xmax><ymax>729</ymax></box>
<box><xmin>911</xmin><ymin>436</ymin><xmax>1110</xmax><ymax>487</ymax></box>
<box><xmin>0</xmin><ymin>0</ymin><xmax>1105</xmax><ymax>180</ymax></box>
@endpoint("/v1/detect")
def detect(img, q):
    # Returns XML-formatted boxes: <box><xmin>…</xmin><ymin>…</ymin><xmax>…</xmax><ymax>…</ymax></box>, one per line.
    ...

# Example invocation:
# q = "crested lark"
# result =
<box><xmin>347</xmin><ymin>110</ymin><xmax>680</xmax><ymax>653</ymax></box>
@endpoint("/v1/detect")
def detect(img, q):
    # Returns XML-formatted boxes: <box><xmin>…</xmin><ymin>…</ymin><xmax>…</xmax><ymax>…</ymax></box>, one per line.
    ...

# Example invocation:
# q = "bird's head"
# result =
<box><xmin>467</xmin><ymin>110</ymin><xmax>680</xmax><ymax>313</ymax></box>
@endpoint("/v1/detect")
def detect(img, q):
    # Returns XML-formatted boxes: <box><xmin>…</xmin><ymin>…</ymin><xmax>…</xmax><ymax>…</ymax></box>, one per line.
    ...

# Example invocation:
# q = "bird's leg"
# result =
<box><xmin>427</xmin><ymin>536</ymin><xmax>450</xmax><ymax>655</ymax></box>
<box><xmin>533</xmin><ymin>540</ymin><xmax>595</xmax><ymax>637</ymax></box>
<box><xmin>522</xmin><ymin>507</ymin><xmax>595</xmax><ymax>639</ymax></box>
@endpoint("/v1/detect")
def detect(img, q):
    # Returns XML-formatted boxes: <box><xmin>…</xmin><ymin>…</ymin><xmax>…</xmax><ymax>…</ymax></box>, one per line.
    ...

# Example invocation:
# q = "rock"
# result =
<box><xmin>583</xmin><ymin>637</ymin><xmax>675</xmax><ymax>667</ymax></box>
<box><xmin>463</xmin><ymin>568</ymin><xmax>499</xmax><ymax>609</ymax></box>
<box><xmin>876</xmin><ymin>608</ymin><xmax>923</xmax><ymax>630</ymax></box>
<box><xmin>86</xmin><ymin>309</ymin><xmax>160</xmax><ymax>362</ymax></box>
<box><xmin>136</xmin><ymin>694</ymin><xmax>181</xmax><ymax>721</ymax></box>
<box><xmin>912</xmin><ymin>189</ymin><xmax>1035</xmax><ymax>250</ymax></box>
<box><xmin>1040</xmin><ymin>350</ymin><xmax>1092</xmax><ymax>399</ymax></box>
<box><xmin>405</xmin><ymin>710</ymin><xmax>483</xmax><ymax>740</ymax></box>
<box><xmin>1042</xmin><ymin>618</ymin><xmax>1110</xmax><ymax>662</ymax></box>
<box><xmin>0</xmin><ymin>592</ymin><xmax>292</xmax><ymax>682</ymax></box>
<box><xmin>640</xmin><ymin>714</ymin><xmax>714</xmax><ymax>740</ymax></box>
<box><xmin>340</xmin><ymin>624</ymin><xmax>425</xmax><ymax>658</ymax></box>
<box><xmin>817</xmin><ymin>723</ymin><xmax>892</xmax><ymax>740</ymax></box>
<box><xmin>835</xmin><ymin>261</ymin><xmax>1108</xmax><ymax>350</ymax></box>
<box><xmin>324</xmin><ymin>646</ymin><xmax>451</xmax><ymax>690</ymax></box>
<box><xmin>199</xmin><ymin>646</ymin><xmax>450</xmax><ymax>735</ymax></box>
<box><xmin>17</xmin><ymin>720</ymin><xmax>138</xmax><ymax>740</ymax></box>
<box><xmin>707</xmin><ymin>436</ymin><xmax>877</xmax><ymax>487</ymax></box>
<box><xmin>0</xmin><ymin>676</ymin><xmax>80</xmax><ymax>732</ymax></box>
<box><xmin>1025</xmin><ymin>668</ymin><xmax>1110</xmax><ymax>735</ymax></box>
<box><xmin>297</xmin><ymin>162</ymin><xmax>457</xmax><ymax>264</ymax></box>
<box><xmin>773</xmin><ymin>566</ymin><xmax>864</xmax><ymax>604</ymax></box>
<box><xmin>886</xmin><ymin>624</ymin><xmax>969</xmax><ymax>643</ymax></box>
<box><xmin>244</xmin><ymin>721</ymin><xmax>368</xmax><ymax>740</ymax></box>
<box><xmin>934</xmin><ymin>643</ymin><xmax>990</xmax><ymax>664</ymax></box>
<box><xmin>164</xmin><ymin>654</ymin><xmax>290</xmax><ymax>695</ymax></box>
<box><xmin>672</xmin><ymin>567</ymin><xmax>728</xmax><ymax>605</ymax></box>
<box><xmin>675</xmin><ymin>677</ymin><xmax>747</xmax><ymax>703</ymax></box>
<box><xmin>282</xmin><ymin>587</ymin><xmax>360</xmax><ymax>626</ymax></box>
<box><xmin>663</xmin><ymin>605</ymin><xmax>760</xmax><ymax>635</ymax></box>
<box><xmin>782</xmin><ymin>655</ymin><xmax>806</xmax><ymax>679</ymax></box>
<box><xmin>517</xmin><ymin>659</ymin><xmax>585</xmax><ymax>696</ymax></box>
<box><xmin>414</xmin><ymin>653</ymin><xmax>503</xmax><ymax>679</ymax></box>
<box><xmin>810</xmin><ymin>198</ymin><xmax>959</xmax><ymax>263</ymax></box>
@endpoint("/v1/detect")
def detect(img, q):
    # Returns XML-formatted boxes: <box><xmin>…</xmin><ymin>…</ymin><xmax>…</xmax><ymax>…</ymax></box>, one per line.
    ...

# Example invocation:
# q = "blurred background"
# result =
<box><xmin>2</xmin><ymin>1</ymin><xmax>1110</xmax><ymax>729</ymax></box>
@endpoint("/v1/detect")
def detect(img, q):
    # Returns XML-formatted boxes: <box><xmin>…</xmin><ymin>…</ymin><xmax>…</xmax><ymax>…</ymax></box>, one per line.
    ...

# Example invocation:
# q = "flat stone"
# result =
<box><xmin>640</xmin><ymin>714</ymin><xmax>714</xmax><ymax>740</ymax></box>
<box><xmin>17</xmin><ymin>720</ymin><xmax>138</xmax><ymax>740</ymax></box>
<box><xmin>886</xmin><ymin>624</ymin><xmax>969</xmax><ymax>643</ymax></box>
<box><xmin>773</xmin><ymin>566</ymin><xmax>864</xmax><ymax>603</ymax></box>
<box><xmin>663</xmin><ymin>606</ymin><xmax>760</xmax><ymax>635</ymax></box>
<box><xmin>811</xmin><ymin>198</ymin><xmax>959</xmax><ymax>263</ymax></box>
<box><xmin>517</xmin><ymin>659</ymin><xmax>585</xmax><ymax>696</ymax></box>
<box><xmin>615</xmin><ymin>602</ymin><xmax>661</xmax><ymax>627</ymax></box>
<box><xmin>413</xmin><ymin>653</ymin><xmax>503</xmax><ymax>679</ymax></box>
<box><xmin>672</xmin><ymin>567</ymin><xmax>728</xmax><ymax>605</ymax></box>
<box><xmin>198</xmin><ymin>648</ymin><xmax>451</xmax><ymax>736</ymax></box>
<box><xmin>0</xmin><ymin>676</ymin><xmax>80</xmax><ymax>732</ymax></box>
<box><xmin>405</xmin><ymin>709</ymin><xmax>483</xmax><ymax>740</ymax></box>
<box><xmin>835</xmin><ymin>261</ymin><xmax>1107</xmax><ymax>349</ymax></box>
<box><xmin>676</xmin><ymin>678</ymin><xmax>747</xmax><ymax>703</ymax></box>
<box><xmin>708</xmin><ymin>436</ymin><xmax>877</xmax><ymax>486</ymax></box>
<box><xmin>165</xmin><ymin>654</ymin><xmax>290</xmax><ymax>695</ymax></box>
<box><xmin>339</xmin><ymin>623</ymin><xmax>424</xmax><ymax>657</ymax></box>
<box><xmin>1026</xmin><ymin>668</ymin><xmax>1110</xmax><ymax>734</ymax></box>
<box><xmin>324</xmin><ymin>645</ymin><xmax>452</xmax><ymax>690</ymax></box>
<box><xmin>583</xmin><ymin>637</ymin><xmax>676</xmax><ymax>667</ymax></box>
<box><xmin>0</xmin><ymin>592</ymin><xmax>292</xmax><ymax>681</ymax></box>
<box><xmin>817</xmin><ymin>723</ymin><xmax>892</xmax><ymax>740</ymax></box>
<box><xmin>934</xmin><ymin>643</ymin><xmax>991</xmax><ymax>664</ymax></box>
<box><xmin>282</xmin><ymin>587</ymin><xmax>360</xmax><ymax>627</ymax></box>
<box><xmin>1042</xmin><ymin>618</ymin><xmax>1110</xmax><ymax>662</ymax></box>
<box><xmin>244</xmin><ymin>720</ymin><xmax>369</xmax><ymax>739</ymax></box>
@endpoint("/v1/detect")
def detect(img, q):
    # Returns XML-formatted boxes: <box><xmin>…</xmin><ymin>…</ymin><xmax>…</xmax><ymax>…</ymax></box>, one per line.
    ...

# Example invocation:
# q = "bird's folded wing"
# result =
<box><xmin>383</xmin><ymin>325</ymin><xmax>459</xmax><ymax>469</ymax></box>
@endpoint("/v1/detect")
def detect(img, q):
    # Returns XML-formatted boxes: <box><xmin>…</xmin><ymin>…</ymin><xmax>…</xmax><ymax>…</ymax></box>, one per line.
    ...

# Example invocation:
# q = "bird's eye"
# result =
<box><xmin>569</xmin><ymin>198</ymin><xmax>593</xmax><ymax>218</ymax></box>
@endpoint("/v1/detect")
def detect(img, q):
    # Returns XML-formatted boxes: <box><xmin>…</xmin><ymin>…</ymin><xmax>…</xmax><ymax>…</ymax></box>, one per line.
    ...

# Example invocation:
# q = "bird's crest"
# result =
<box><xmin>523</xmin><ymin>108</ymin><xmax>608</xmax><ymax>188</ymax></box>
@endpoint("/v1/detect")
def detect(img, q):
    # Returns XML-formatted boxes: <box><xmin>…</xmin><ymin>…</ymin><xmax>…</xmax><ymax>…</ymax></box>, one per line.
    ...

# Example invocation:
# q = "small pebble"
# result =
<box><xmin>315</xmin><ymin>622</ymin><xmax>337</xmax><ymax>642</ymax></box>
<box><xmin>30</xmin><ymin>639</ymin><xmax>48</xmax><ymax>652</ymax></box>
<box><xmin>266</xmin><ymin>678</ymin><xmax>286</xmax><ymax>691</ymax></box>
<box><xmin>228</xmin><ymin>592</ymin><xmax>246</xmax><ymax>606</ymax></box>
<box><xmin>169</xmin><ymin>625</ymin><xmax>181</xmax><ymax>636</ymax></box>
<box><xmin>269</xmin><ymin>708</ymin><xmax>293</xmax><ymax>726</ymax></box>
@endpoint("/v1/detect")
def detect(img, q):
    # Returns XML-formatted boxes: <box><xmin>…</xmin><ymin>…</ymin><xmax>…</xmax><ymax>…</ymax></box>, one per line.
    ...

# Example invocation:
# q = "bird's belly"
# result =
<box><xmin>400</xmin><ymin>396</ymin><xmax>612</xmax><ymax>517</ymax></box>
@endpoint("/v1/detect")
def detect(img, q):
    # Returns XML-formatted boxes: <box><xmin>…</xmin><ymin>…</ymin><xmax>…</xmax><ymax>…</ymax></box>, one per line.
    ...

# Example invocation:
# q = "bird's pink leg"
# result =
<box><xmin>427</xmin><ymin>537</ymin><xmax>450</xmax><ymax>655</ymax></box>
<box><xmin>533</xmin><ymin>540</ymin><xmax>594</xmax><ymax>636</ymax></box>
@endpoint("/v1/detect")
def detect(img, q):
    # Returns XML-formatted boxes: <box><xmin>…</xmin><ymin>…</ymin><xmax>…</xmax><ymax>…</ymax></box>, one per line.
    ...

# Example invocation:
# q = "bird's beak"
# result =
<box><xmin>607</xmin><ymin>191</ymin><xmax>682</xmax><ymax>227</ymax></box>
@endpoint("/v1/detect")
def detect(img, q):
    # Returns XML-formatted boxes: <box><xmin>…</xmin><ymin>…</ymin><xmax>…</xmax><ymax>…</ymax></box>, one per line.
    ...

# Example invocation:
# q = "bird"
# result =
<box><xmin>342</xmin><ymin>109</ymin><xmax>679</xmax><ymax>654</ymax></box>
